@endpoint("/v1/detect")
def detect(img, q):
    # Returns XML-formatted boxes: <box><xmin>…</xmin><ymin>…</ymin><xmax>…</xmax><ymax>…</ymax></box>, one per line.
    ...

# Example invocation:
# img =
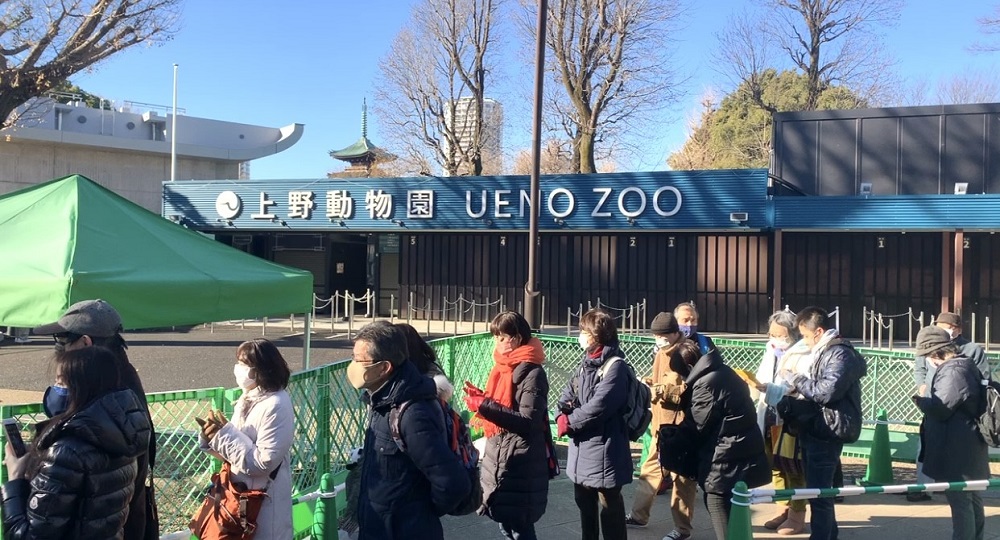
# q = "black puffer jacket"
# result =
<box><xmin>683</xmin><ymin>349</ymin><xmax>770</xmax><ymax>495</ymax></box>
<box><xmin>1</xmin><ymin>389</ymin><xmax>152</xmax><ymax>540</ymax></box>
<box><xmin>476</xmin><ymin>362</ymin><xmax>550</xmax><ymax>527</ymax></box>
<box><xmin>357</xmin><ymin>360</ymin><xmax>471</xmax><ymax>540</ymax></box>
<box><xmin>789</xmin><ymin>338</ymin><xmax>867</xmax><ymax>443</ymax></box>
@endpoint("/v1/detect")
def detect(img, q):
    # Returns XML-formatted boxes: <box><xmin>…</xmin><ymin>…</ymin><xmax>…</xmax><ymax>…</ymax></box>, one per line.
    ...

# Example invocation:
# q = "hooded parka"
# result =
<box><xmin>683</xmin><ymin>349</ymin><xmax>770</xmax><ymax>495</ymax></box>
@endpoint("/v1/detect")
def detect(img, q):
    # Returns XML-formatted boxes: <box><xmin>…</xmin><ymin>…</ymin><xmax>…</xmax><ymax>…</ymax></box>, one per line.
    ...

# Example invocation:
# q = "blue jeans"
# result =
<box><xmin>802</xmin><ymin>434</ymin><xmax>843</xmax><ymax>540</ymax></box>
<box><xmin>499</xmin><ymin>521</ymin><xmax>538</xmax><ymax>540</ymax></box>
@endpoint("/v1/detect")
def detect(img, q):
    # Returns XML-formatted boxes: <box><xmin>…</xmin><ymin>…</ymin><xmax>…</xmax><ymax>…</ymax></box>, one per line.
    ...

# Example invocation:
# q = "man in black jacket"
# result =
<box><xmin>32</xmin><ymin>299</ymin><xmax>158</xmax><ymax>540</ymax></box>
<box><xmin>349</xmin><ymin>321</ymin><xmax>471</xmax><ymax>540</ymax></box>
<box><xmin>782</xmin><ymin>307</ymin><xmax>866</xmax><ymax>540</ymax></box>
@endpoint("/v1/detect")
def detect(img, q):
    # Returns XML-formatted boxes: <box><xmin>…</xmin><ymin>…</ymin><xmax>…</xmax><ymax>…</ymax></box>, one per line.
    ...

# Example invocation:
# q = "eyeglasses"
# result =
<box><xmin>53</xmin><ymin>333</ymin><xmax>83</xmax><ymax>346</ymax></box>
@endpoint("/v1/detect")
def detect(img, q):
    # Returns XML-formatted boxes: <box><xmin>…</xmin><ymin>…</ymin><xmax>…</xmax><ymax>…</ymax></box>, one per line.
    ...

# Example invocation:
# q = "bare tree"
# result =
<box><xmin>0</xmin><ymin>0</ymin><xmax>180</xmax><ymax>127</ymax></box>
<box><xmin>511</xmin><ymin>138</ymin><xmax>575</xmax><ymax>174</ymax></box>
<box><xmin>973</xmin><ymin>4</ymin><xmax>1000</xmax><ymax>52</ymax></box>
<box><xmin>717</xmin><ymin>0</ymin><xmax>901</xmax><ymax>112</ymax></box>
<box><xmin>375</xmin><ymin>0</ymin><xmax>500</xmax><ymax>177</ymax></box>
<box><xmin>526</xmin><ymin>0</ymin><xmax>683</xmax><ymax>174</ymax></box>
<box><xmin>936</xmin><ymin>70</ymin><xmax>1000</xmax><ymax>104</ymax></box>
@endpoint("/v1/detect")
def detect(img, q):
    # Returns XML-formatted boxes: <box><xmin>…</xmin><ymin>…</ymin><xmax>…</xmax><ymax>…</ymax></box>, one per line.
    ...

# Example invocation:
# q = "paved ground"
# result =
<box><xmin>443</xmin><ymin>459</ymin><xmax>1000</xmax><ymax>539</ymax></box>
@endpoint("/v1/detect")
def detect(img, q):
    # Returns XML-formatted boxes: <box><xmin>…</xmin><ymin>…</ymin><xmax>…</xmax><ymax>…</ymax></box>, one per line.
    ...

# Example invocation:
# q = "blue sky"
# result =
<box><xmin>73</xmin><ymin>1</ymin><xmax>999</xmax><ymax>180</ymax></box>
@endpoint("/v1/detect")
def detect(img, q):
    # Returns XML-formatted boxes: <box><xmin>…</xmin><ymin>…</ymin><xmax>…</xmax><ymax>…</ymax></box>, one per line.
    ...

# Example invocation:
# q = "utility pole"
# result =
<box><xmin>523</xmin><ymin>0</ymin><xmax>548</xmax><ymax>328</ymax></box>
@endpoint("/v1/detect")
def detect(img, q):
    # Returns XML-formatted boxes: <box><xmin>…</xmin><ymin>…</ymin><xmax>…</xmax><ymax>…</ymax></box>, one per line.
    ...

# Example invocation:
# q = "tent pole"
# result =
<box><xmin>303</xmin><ymin>313</ymin><xmax>312</xmax><ymax>370</ymax></box>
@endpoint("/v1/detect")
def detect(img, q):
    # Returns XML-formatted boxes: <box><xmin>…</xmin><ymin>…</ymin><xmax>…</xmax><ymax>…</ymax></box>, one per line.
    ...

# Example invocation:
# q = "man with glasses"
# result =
<box><xmin>32</xmin><ymin>299</ymin><xmax>159</xmax><ymax>539</ymax></box>
<box><xmin>349</xmin><ymin>321</ymin><xmax>471</xmax><ymax>540</ymax></box>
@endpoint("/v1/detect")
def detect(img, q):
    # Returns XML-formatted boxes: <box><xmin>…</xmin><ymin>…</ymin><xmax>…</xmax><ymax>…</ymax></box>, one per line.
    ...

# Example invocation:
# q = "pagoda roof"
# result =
<box><xmin>331</xmin><ymin>135</ymin><xmax>381</xmax><ymax>160</ymax></box>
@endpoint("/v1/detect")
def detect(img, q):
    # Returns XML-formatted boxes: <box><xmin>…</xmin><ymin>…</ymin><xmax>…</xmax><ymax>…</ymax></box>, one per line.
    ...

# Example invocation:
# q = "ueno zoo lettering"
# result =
<box><xmin>465</xmin><ymin>186</ymin><xmax>682</xmax><ymax>219</ymax></box>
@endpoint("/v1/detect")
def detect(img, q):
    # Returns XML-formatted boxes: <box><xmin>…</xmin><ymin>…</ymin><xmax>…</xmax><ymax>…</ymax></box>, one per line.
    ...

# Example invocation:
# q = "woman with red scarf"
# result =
<box><xmin>463</xmin><ymin>311</ymin><xmax>550</xmax><ymax>540</ymax></box>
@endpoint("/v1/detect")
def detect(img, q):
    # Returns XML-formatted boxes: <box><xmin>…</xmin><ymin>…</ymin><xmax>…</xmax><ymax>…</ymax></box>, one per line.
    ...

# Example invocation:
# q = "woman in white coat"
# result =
<box><xmin>752</xmin><ymin>311</ymin><xmax>812</xmax><ymax>535</ymax></box>
<box><xmin>199</xmin><ymin>338</ymin><xmax>296</xmax><ymax>540</ymax></box>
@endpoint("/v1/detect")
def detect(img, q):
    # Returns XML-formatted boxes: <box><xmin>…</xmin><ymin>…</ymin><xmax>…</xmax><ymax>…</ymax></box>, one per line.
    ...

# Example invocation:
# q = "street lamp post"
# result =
<box><xmin>523</xmin><ymin>0</ymin><xmax>548</xmax><ymax>329</ymax></box>
<box><xmin>171</xmin><ymin>63</ymin><xmax>178</xmax><ymax>182</ymax></box>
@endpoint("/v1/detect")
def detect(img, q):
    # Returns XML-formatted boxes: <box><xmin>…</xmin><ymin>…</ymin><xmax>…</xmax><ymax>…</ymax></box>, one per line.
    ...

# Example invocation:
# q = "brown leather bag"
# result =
<box><xmin>189</xmin><ymin>462</ymin><xmax>277</xmax><ymax>540</ymax></box>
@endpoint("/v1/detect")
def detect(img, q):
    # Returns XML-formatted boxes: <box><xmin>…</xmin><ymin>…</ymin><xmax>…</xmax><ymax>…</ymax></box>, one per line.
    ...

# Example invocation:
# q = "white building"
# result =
<box><xmin>0</xmin><ymin>97</ymin><xmax>303</xmax><ymax>212</ymax></box>
<box><xmin>443</xmin><ymin>97</ymin><xmax>503</xmax><ymax>176</ymax></box>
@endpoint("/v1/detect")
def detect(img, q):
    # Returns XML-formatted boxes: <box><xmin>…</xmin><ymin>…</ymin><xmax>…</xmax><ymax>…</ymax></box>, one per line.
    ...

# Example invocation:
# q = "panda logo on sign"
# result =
<box><xmin>215</xmin><ymin>191</ymin><xmax>242</xmax><ymax>220</ymax></box>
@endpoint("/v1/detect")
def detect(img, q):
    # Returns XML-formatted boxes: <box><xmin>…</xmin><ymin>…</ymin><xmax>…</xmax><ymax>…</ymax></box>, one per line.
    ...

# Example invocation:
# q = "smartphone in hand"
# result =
<box><xmin>3</xmin><ymin>418</ymin><xmax>27</xmax><ymax>458</ymax></box>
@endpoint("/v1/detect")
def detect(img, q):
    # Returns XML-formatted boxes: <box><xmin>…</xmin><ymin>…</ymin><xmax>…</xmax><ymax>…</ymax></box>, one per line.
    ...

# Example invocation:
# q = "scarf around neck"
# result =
<box><xmin>473</xmin><ymin>337</ymin><xmax>545</xmax><ymax>438</ymax></box>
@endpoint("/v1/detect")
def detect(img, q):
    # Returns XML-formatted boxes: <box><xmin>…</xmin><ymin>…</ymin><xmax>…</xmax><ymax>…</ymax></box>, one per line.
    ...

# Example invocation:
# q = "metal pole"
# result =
<box><xmin>170</xmin><ymin>63</ymin><xmax>178</xmax><ymax>182</ymax></box>
<box><xmin>908</xmin><ymin>307</ymin><xmax>913</xmax><ymax>348</ymax></box>
<box><xmin>390</xmin><ymin>294</ymin><xmax>396</xmax><ymax>324</ymax></box>
<box><xmin>290</xmin><ymin>313</ymin><xmax>295</xmax><ymax>333</ymax></box>
<box><xmin>303</xmin><ymin>314</ymin><xmax>312</xmax><ymax>370</ymax></box>
<box><xmin>972</xmin><ymin>312</ymin><xmax>978</xmax><ymax>344</ymax></box>
<box><xmin>567</xmin><ymin>307</ymin><xmax>571</xmax><ymax>335</ymax></box>
<box><xmin>835</xmin><ymin>305</ymin><xmax>840</xmax><ymax>332</ymax></box>
<box><xmin>456</xmin><ymin>294</ymin><xmax>463</xmax><ymax>336</ymax></box>
<box><xmin>472</xmin><ymin>301</ymin><xmax>477</xmax><ymax>334</ymax></box>
<box><xmin>426</xmin><ymin>298</ymin><xmax>431</xmax><ymax>335</ymax></box>
<box><xmin>877</xmin><ymin>314</ymin><xmax>883</xmax><ymax>349</ymax></box>
<box><xmin>262</xmin><ymin>316</ymin><xmax>267</xmax><ymax>336</ymax></box>
<box><xmin>986</xmin><ymin>316</ymin><xmax>991</xmax><ymax>353</ymax></box>
<box><xmin>523</xmin><ymin>0</ymin><xmax>548</xmax><ymax>329</ymax></box>
<box><xmin>862</xmin><ymin>307</ymin><xmax>867</xmax><ymax>344</ymax></box>
<box><xmin>408</xmin><ymin>292</ymin><xmax>414</xmax><ymax>325</ymax></box>
<box><xmin>540</xmin><ymin>295</ymin><xmax>546</xmax><ymax>331</ymax></box>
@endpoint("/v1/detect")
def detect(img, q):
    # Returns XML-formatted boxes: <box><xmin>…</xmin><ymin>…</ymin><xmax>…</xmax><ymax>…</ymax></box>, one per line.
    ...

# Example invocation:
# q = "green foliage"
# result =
<box><xmin>669</xmin><ymin>70</ymin><xmax>866</xmax><ymax>170</ymax></box>
<box><xmin>48</xmin><ymin>80</ymin><xmax>109</xmax><ymax>110</ymax></box>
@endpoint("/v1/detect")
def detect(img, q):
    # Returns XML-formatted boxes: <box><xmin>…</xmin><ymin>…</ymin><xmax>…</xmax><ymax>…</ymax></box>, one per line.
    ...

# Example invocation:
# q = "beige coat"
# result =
<box><xmin>648</xmin><ymin>345</ymin><xmax>686</xmax><ymax>428</ymax></box>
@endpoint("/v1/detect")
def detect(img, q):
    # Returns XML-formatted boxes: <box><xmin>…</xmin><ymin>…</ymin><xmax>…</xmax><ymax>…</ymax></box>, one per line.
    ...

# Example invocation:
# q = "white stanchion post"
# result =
<box><xmin>303</xmin><ymin>313</ymin><xmax>312</xmax><ymax>369</ymax></box>
<box><xmin>540</xmin><ymin>295</ymin><xmax>546</xmax><ymax>331</ymax></box>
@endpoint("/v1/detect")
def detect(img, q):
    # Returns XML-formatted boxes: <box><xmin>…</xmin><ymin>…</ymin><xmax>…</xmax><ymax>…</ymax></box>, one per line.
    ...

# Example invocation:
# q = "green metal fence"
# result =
<box><xmin>1</xmin><ymin>332</ymin><xmax>997</xmax><ymax>539</ymax></box>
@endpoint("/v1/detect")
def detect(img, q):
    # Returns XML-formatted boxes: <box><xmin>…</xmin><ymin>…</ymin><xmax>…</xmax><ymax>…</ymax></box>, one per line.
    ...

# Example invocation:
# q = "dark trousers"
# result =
<box><xmin>499</xmin><ymin>521</ymin><xmax>538</xmax><ymax>540</ymax></box>
<box><xmin>573</xmin><ymin>483</ymin><xmax>626</xmax><ymax>540</ymax></box>
<box><xmin>802</xmin><ymin>435</ymin><xmax>843</xmax><ymax>540</ymax></box>
<box><xmin>703</xmin><ymin>492</ymin><xmax>732</xmax><ymax>540</ymax></box>
<box><xmin>944</xmin><ymin>490</ymin><xmax>985</xmax><ymax>540</ymax></box>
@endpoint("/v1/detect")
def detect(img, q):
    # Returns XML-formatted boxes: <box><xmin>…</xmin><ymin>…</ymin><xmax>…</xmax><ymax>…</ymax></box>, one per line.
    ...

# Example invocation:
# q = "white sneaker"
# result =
<box><xmin>663</xmin><ymin>530</ymin><xmax>691</xmax><ymax>540</ymax></box>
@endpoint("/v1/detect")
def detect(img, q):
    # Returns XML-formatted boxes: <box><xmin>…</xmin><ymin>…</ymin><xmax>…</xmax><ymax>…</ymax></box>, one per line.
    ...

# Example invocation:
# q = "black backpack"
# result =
<box><xmin>977</xmin><ymin>378</ymin><xmax>1000</xmax><ymax>447</ymax></box>
<box><xmin>389</xmin><ymin>398</ymin><xmax>483</xmax><ymax>515</ymax></box>
<box><xmin>598</xmin><ymin>357</ymin><xmax>653</xmax><ymax>442</ymax></box>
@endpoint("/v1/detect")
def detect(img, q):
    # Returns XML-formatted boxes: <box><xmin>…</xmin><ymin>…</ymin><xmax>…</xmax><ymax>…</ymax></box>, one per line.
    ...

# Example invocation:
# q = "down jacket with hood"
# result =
<box><xmin>682</xmin><ymin>349</ymin><xmax>770</xmax><ymax>495</ymax></box>
<box><xmin>476</xmin><ymin>362</ymin><xmax>550</xmax><ymax>528</ymax></box>
<box><xmin>558</xmin><ymin>344</ymin><xmax>633</xmax><ymax>489</ymax></box>
<box><xmin>787</xmin><ymin>338</ymin><xmax>868</xmax><ymax>443</ymax></box>
<box><xmin>1</xmin><ymin>389</ymin><xmax>152</xmax><ymax>540</ymax></box>
<box><xmin>357</xmin><ymin>360</ymin><xmax>471</xmax><ymax>540</ymax></box>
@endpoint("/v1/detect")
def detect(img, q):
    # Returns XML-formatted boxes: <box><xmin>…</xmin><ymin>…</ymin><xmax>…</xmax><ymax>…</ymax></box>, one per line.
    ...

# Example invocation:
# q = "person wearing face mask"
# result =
<box><xmin>196</xmin><ymin>338</ymin><xmax>295</xmax><ymax>540</ymax></box>
<box><xmin>910</xmin><ymin>312</ymin><xmax>989</xmax><ymax>502</ymax></box>
<box><xmin>624</xmin><ymin>311</ymin><xmax>697</xmax><ymax>540</ymax></box>
<box><xmin>751</xmin><ymin>310</ymin><xmax>808</xmax><ymax>535</ymax></box>
<box><xmin>674</xmin><ymin>302</ymin><xmax>715</xmax><ymax>355</ymax></box>
<box><xmin>2</xmin><ymin>346</ymin><xmax>151</xmax><ymax>540</ymax></box>
<box><xmin>463</xmin><ymin>311</ymin><xmax>549</xmax><ymax>540</ymax></box>
<box><xmin>779</xmin><ymin>307</ymin><xmax>866</xmax><ymax>540</ymax></box>
<box><xmin>351</xmin><ymin>321</ymin><xmax>470</xmax><ymax>540</ymax></box>
<box><xmin>31</xmin><ymin>299</ymin><xmax>158</xmax><ymax>539</ymax></box>
<box><xmin>557</xmin><ymin>309</ymin><xmax>632</xmax><ymax>540</ymax></box>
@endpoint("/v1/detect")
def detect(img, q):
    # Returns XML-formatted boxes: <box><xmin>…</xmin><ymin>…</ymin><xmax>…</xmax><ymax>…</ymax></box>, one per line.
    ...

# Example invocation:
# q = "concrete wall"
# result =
<box><xmin>0</xmin><ymin>140</ymin><xmax>238</xmax><ymax>212</ymax></box>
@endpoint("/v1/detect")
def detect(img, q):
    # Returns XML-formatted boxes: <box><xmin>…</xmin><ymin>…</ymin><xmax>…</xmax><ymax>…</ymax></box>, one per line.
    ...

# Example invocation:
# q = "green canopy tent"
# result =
<box><xmin>0</xmin><ymin>175</ymin><xmax>315</xmax><ymax>360</ymax></box>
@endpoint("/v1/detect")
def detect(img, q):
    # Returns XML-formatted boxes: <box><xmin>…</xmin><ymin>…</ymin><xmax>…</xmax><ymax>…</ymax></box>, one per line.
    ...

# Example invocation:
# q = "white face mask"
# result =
<box><xmin>655</xmin><ymin>336</ymin><xmax>673</xmax><ymax>350</ymax></box>
<box><xmin>234</xmin><ymin>363</ymin><xmax>256</xmax><ymax>390</ymax></box>
<box><xmin>768</xmin><ymin>337</ymin><xmax>791</xmax><ymax>351</ymax></box>
<box><xmin>945</xmin><ymin>328</ymin><xmax>956</xmax><ymax>339</ymax></box>
<box><xmin>578</xmin><ymin>333</ymin><xmax>591</xmax><ymax>350</ymax></box>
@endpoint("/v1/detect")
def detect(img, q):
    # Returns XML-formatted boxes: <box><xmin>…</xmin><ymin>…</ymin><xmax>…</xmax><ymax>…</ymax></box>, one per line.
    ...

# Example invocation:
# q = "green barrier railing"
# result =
<box><xmin>0</xmin><ymin>332</ymin><xmax>981</xmax><ymax>539</ymax></box>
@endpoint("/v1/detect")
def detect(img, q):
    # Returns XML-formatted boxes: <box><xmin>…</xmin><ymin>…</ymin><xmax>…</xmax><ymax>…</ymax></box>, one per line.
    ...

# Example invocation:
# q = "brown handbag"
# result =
<box><xmin>189</xmin><ymin>462</ymin><xmax>278</xmax><ymax>540</ymax></box>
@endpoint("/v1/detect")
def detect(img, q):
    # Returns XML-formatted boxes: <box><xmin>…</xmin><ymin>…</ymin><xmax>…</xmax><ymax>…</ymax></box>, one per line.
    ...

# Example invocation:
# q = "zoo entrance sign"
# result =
<box><xmin>210</xmin><ymin>185</ymin><xmax>683</xmax><ymax>225</ymax></box>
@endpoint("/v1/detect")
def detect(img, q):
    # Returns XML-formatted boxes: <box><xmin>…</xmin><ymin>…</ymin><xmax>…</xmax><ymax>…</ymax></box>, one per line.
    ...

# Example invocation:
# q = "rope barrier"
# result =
<box><xmin>738</xmin><ymin>478</ymin><xmax>1000</xmax><ymax>505</ymax></box>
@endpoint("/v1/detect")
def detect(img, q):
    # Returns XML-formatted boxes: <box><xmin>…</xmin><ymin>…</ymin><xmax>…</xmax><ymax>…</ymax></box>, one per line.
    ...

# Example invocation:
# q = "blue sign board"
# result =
<box><xmin>162</xmin><ymin>169</ymin><xmax>770</xmax><ymax>232</ymax></box>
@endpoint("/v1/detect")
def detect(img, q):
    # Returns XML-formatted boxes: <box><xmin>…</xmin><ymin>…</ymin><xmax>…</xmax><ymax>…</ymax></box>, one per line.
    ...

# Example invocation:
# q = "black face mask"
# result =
<box><xmin>43</xmin><ymin>385</ymin><xmax>70</xmax><ymax>418</ymax></box>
